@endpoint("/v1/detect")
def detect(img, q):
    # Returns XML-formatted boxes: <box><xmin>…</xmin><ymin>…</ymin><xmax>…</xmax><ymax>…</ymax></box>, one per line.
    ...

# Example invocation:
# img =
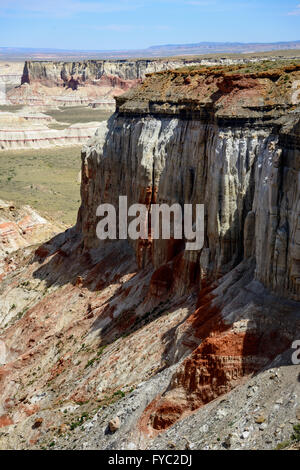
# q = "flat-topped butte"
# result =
<box><xmin>116</xmin><ymin>60</ymin><xmax>300</xmax><ymax>120</ymax></box>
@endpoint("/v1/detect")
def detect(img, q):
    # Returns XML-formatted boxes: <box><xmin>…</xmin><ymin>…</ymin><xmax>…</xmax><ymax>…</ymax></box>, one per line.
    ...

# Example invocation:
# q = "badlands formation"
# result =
<box><xmin>0</xmin><ymin>200</ymin><xmax>62</xmax><ymax>283</ymax></box>
<box><xmin>3</xmin><ymin>56</ymin><xmax>300</xmax><ymax>150</ymax></box>
<box><xmin>0</xmin><ymin>60</ymin><xmax>299</xmax><ymax>450</ymax></box>
<box><xmin>0</xmin><ymin>109</ymin><xmax>103</xmax><ymax>151</ymax></box>
<box><xmin>9</xmin><ymin>59</ymin><xmax>211</xmax><ymax>108</ymax></box>
<box><xmin>0</xmin><ymin>63</ymin><xmax>23</xmax><ymax>91</ymax></box>
<box><xmin>8</xmin><ymin>56</ymin><xmax>300</xmax><ymax>108</ymax></box>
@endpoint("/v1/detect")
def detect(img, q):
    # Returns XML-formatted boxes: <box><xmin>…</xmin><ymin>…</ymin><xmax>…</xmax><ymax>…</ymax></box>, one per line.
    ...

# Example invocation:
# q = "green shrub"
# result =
<box><xmin>276</xmin><ymin>441</ymin><xmax>291</xmax><ymax>450</ymax></box>
<box><xmin>292</xmin><ymin>424</ymin><xmax>300</xmax><ymax>442</ymax></box>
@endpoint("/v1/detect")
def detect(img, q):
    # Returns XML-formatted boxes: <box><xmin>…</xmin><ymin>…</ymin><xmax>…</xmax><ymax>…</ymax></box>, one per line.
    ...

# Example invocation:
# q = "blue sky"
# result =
<box><xmin>0</xmin><ymin>0</ymin><xmax>300</xmax><ymax>50</ymax></box>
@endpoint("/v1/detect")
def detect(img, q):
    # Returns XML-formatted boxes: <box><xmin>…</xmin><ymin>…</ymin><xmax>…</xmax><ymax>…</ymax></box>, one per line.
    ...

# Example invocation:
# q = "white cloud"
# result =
<box><xmin>288</xmin><ymin>3</ymin><xmax>300</xmax><ymax>15</ymax></box>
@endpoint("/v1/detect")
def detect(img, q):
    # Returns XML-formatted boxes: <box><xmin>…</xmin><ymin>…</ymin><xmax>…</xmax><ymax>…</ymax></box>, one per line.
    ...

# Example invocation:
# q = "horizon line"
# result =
<box><xmin>1</xmin><ymin>39</ymin><xmax>300</xmax><ymax>54</ymax></box>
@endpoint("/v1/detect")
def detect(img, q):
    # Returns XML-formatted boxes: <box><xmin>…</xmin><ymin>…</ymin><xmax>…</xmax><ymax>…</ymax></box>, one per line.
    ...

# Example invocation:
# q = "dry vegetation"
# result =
<box><xmin>0</xmin><ymin>104</ymin><xmax>24</xmax><ymax>112</ymax></box>
<box><xmin>0</xmin><ymin>146</ymin><xmax>82</xmax><ymax>226</ymax></box>
<box><xmin>0</xmin><ymin>106</ymin><xmax>112</xmax><ymax>225</ymax></box>
<box><xmin>46</xmin><ymin>106</ymin><xmax>112</xmax><ymax>126</ymax></box>
<box><xmin>156</xmin><ymin>59</ymin><xmax>300</xmax><ymax>76</ymax></box>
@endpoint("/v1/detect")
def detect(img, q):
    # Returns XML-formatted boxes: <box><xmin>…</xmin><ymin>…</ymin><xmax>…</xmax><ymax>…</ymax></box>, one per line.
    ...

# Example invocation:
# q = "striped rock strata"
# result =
<box><xmin>0</xmin><ymin>61</ymin><xmax>299</xmax><ymax>449</ymax></box>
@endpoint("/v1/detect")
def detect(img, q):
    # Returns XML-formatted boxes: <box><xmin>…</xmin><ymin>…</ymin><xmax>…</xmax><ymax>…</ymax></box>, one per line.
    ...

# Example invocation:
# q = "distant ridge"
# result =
<box><xmin>147</xmin><ymin>40</ymin><xmax>300</xmax><ymax>49</ymax></box>
<box><xmin>1</xmin><ymin>40</ymin><xmax>300</xmax><ymax>60</ymax></box>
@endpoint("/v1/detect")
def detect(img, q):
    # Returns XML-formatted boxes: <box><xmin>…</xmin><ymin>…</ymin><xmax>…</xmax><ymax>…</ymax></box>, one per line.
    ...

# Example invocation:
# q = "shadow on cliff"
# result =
<box><xmin>141</xmin><ymin>186</ymin><xmax>300</xmax><ymax>433</ymax></box>
<box><xmin>31</xmin><ymin>227</ymin><xmax>136</xmax><ymax>292</ymax></box>
<box><xmin>141</xmin><ymin>259</ymin><xmax>300</xmax><ymax>433</ymax></box>
<box><xmin>30</xmin><ymin>226</ymin><xmax>198</xmax><ymax>358</ymax></box>
<box><xmin>31</xmin><ymin>227</ymin><xmax>88</xmax><ymax>289</ymax></box>
<box><xmin>30</xmin><ymin>204</ymin><xmax>299</xmax><ymax>408</ymax></box>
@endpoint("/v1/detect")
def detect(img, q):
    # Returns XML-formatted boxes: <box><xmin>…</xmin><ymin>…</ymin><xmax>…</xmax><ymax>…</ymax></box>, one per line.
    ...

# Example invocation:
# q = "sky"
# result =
<box><xmin>0</xmin><ymin>0</ymin><xmax>300</xmax><ymax>51</ymax></box>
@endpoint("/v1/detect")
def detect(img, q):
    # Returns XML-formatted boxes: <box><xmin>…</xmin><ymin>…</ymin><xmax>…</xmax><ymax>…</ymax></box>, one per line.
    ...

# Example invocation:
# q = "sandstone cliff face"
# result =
<box><xmin>21</xmin><ymin>58</ymin><xmax>300</xmax><ymax>86</ymax></box>
<box><xmin>19</xmin><ymin>59</ymin><xmax>205</xmax><ymax>106</ymax></box>
<box><xmin>13</xmin><ymin>59</ymin><xmax>215</xmax><ymax>107</ymax></box>
<box><xmin>75</xmin><ymin>63</ymin><xmax>300</xmax><ymax>436</ymax></box>
<box><xmin>13</xmin><ymin>57</ymin><xmax>294</xmax><ymax>108</ymax></box>
<box><xmin>79</xmin><ymin>64</ymin><xmax>300</xmax><ymax>301</ymax></box>
<box><xmin>0</xmin><ymin>63</ymin><xmax>23</xmax><ymax>92</ymax></box>
<box><xmin>0</xmin><ymin>62</ymin><xmax>299</xmax><ymax>450</ymax></box>
<box><xmin>20</xmin><ymin>58</ymin><xmax>248</xmax><ymax>85</ymax></box>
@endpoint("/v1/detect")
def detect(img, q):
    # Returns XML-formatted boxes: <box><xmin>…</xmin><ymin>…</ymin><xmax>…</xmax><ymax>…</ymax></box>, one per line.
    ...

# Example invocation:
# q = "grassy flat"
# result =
<box><xmin>0</xmin><ymin>106</ymin><xmax>112</xmax><ymax>225</ymax></box>
<box><xmin>0</xmin><ymin>146</ymin><xmax>82</xmax><ymax>226</ymax></box>
<box><xmin>0</xmin><ymin>105</ymin><xmax>24</xmax><ymax>112</ymax></box>
<box><xmin>46</xmin><ymin>106</ymin><xmax>112</xmax><ymax>125</ymax></box>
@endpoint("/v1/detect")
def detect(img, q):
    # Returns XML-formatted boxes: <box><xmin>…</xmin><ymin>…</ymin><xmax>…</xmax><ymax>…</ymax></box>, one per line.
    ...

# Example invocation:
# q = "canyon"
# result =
<box><xmin>8</xmin><ymin>56</ymin><xmax>300</xmax><ymax>108</ymax></box>
<box><xmin>3</xmin><ymin>55</ymin><xmax>300</xmax><ymax>150</ymax></box>
<box><xmin>10</xmin><ymin>59</ymin><xmax>217</xmax><ymax>108</ymax></box>
<box><xmin>0</xmin><ymin>60</ymin><xmax>299</xmax><ymax>450</ymax></box>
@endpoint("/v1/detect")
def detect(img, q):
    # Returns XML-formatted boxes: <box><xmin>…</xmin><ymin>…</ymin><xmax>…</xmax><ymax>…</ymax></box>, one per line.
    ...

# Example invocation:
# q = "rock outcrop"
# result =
<box><xmin>0</xmin><ymin>200</ymin><xmax>62</xmax><ymax>281</ymax></box>
<box><xmin>0</xmin><ymin>62</ymin><xmax>23</xmax><ymax>92</ymax></box>
<box><xmin>80</xmin><ymin>62</ymin><xmax>300</xmax><ymax>301</ymax></box>
<box><xmin>9</xmin><ymin>56</ymin><xmax>299</xmax><ymax>108</ymax></box>
<box><xmin>0</xmin><ymin>111</ymin><xmax>103</xmax><ymax>150</ymax></box>
<box><xmin>10</xmin><ymin>59</ymin><xmax>214</xmax><ymax>108</ymax></box>
<box><xmin>20</xmin><ymin>58</ymin><xmax>300</xmax><ymax>86</ymax></box>
<box><xmin>0</xmin><ymin>61</ymin><xmax>299</xmax><ymax>450</ymax></box>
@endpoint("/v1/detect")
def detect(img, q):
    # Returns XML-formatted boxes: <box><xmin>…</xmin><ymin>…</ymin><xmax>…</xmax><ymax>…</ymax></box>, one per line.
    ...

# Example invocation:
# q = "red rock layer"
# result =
<box><xmin>140</xmin><ymin>286</ymin><xmax>292</xmax><ymax>434</ymax></box>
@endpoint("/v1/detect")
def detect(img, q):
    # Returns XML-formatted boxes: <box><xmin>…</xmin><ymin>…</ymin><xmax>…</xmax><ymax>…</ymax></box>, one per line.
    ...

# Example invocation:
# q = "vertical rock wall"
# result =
<box><xmin>78</xmin><ymin>114</ymin><xmax>299</xmax><ymax>300</ymax></box>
